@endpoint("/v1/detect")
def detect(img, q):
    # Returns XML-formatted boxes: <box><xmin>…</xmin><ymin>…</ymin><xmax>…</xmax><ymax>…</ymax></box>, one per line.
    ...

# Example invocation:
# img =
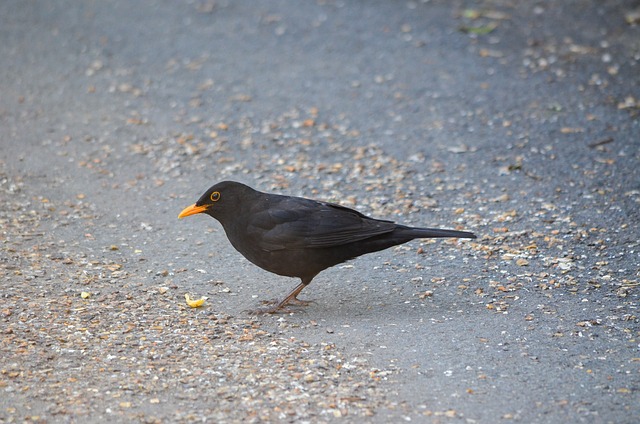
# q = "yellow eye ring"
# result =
<box><xmin>210</xmin><ymin>191</ymin><xmax>221</xmax><ymax>202</ymax></box>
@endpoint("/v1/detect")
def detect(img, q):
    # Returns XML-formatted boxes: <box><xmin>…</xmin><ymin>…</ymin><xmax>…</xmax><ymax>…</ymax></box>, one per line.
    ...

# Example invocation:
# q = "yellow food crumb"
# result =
<box><xmin>185</xmin><ymin>293</ymin><xmax>206</xmax><ymax>308</ymax></box>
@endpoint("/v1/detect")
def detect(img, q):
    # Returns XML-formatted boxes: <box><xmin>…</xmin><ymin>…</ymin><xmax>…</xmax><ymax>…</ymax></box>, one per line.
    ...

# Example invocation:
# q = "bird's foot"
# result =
<box><xmin>246</xmin><ymin>297</ymin><xmax>314</xmax><ymax>314</ymax></box>
<box><xmin>285</xmin><ymin>297</ymin><xmax>314</xmax><ymax>307</ymax></box>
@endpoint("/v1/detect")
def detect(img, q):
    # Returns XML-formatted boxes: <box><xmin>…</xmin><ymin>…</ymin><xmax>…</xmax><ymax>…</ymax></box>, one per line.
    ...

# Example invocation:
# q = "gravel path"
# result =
<box><xmin>1</xmin><ymin>1</ymin><xmax>639</xmax><ymax>422</ymax></box>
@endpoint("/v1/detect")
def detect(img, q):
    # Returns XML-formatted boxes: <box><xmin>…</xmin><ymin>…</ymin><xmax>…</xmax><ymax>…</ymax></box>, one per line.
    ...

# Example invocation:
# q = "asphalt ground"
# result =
<box><xmin>1</xmin><ymin>0</ymin><xmax>639</xmax><ymax>423</ymax></box>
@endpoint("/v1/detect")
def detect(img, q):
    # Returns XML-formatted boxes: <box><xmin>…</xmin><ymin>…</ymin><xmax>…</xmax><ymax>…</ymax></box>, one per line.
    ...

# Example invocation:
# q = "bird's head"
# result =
<box><xmin>178</xmin><ymin>181</ymin><xmax>253</xmax><ymax>221</ymax></box>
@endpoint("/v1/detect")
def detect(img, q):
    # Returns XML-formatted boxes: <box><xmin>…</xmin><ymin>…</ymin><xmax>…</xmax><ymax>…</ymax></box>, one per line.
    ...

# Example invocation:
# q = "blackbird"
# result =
<box><xmin>179</xmin><ymin>181</ymin><xmax>476</xmax><ymax>313</ymax></box>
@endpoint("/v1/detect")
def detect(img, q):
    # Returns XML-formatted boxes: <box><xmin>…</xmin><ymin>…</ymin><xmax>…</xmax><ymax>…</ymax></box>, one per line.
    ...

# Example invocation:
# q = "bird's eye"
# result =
<box><xmin>210</xmin><ymin>191</ymin><xmax>221</xmax><ymax>202</ymax></box>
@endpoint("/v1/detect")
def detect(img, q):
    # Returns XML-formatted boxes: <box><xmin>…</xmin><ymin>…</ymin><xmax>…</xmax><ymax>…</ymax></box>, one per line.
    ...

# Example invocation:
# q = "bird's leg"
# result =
<box><xmin>272</xmin><ymin>280</ymin><xmax>309</xmax><ymax>311</ymax></box>
<box><xmin>246</xmin><ymin>279</ymin><xmax>314</xmax><ymax>314</ymax></box>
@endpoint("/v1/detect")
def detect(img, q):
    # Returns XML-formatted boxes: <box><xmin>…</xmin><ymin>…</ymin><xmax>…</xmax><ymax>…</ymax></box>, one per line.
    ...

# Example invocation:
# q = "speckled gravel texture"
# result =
<box><xmin>1</xmin><ymin>0</ymin><xmax>639</xmax><ymax>423</ymax></box>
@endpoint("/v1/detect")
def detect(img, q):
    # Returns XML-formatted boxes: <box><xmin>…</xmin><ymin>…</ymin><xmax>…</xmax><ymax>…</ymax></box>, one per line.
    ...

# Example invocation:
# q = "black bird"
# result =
<box><xmin>179</xmin><ymin>181</ymin><xmax>476</xmax><ymax>313</ymax></box>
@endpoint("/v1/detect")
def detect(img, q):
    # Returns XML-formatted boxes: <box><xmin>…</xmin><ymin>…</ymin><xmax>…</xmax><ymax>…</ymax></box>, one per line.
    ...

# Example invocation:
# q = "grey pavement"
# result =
<box><xmin>1</xmin><ymin>1</ymin><xmax>639</xmax><ymax>423</ymax></box>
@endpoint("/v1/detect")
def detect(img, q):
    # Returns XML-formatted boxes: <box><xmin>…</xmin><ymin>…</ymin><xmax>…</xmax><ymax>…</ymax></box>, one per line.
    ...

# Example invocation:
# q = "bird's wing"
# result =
<box><xmin>249</xmin><ymin>198</ymin><xmax>397</xmax><ymax>251</ymax></box>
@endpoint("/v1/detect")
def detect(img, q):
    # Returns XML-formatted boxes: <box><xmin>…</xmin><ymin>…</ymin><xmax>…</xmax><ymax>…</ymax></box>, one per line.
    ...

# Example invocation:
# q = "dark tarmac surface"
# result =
<box><xmin>1</xmin><ymin>1</ymin><xmax>639</xmax><ymax>423</ymax></box>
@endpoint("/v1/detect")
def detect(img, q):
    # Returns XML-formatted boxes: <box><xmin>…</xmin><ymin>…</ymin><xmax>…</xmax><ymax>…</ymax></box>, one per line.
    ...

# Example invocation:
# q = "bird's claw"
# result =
<box><xmin>285</xmin><ymin>297</ymin><xmax>314</xmax><ymax>307</ymax></box>
<box><xmin>245</xmin><ymin>297</ymin><xmax>314</xmax><ymax>314</ymax></box>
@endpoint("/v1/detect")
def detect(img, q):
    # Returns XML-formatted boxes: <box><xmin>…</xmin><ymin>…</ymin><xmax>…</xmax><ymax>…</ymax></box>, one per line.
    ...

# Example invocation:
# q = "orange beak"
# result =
<box><xmin>178</xmin><ymin>204</ymin><xmax>209</xmax><ymax>219</ymax></box>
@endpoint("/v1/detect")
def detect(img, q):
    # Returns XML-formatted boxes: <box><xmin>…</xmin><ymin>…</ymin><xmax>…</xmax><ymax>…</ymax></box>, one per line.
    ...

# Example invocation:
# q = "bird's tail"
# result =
<box><xmin>402</xmin><ymin>226</ymin><xmax>477</xmax><ymax>239</ymax></box>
